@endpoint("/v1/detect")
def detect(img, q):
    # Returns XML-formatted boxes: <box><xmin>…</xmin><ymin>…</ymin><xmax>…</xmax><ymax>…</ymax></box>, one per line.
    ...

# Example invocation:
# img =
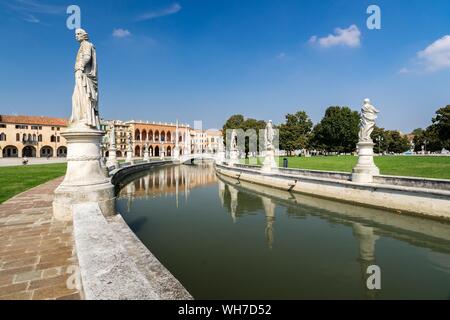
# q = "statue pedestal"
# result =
<box><xmin>126</xmin><ymin>148</ymin><xmax>133</xmax><ymax>163</ymax></box>
<box><xmin>228</xmin><ymin>149</ymin><xmax>239</xmax><ymax>166</ymax></box>
<box><xmin>262</xmin><ymin>149</ymin><xmax>278</xmax><ymax>173</ymax></box>
<box><xmin>143</xmin><ymin>150</ymin><xmax>150</xmax><ymax>162</ymax></box>
<box><xmin>53</xmin><ymin>127</ymin><xmax>115</xmax><ymax>221</ymax></box>
<box><xmin>106</xmin><ymin>147</ymin><xmax>118</xmax><ymax>169</ymax></box>
<box><xmin>173</xmin><ymin>147</ymin><xmax>180</xmax><ymax>159</ymax></box>
<box><xmin>352</xmin><ymin>142</ymin><xmax>380</xmax><ymax>183</ymax></box>
<box><xmin>215</xmin><ymin>151</ymin><xmax>225</xmax><ymax>164</ymax></box>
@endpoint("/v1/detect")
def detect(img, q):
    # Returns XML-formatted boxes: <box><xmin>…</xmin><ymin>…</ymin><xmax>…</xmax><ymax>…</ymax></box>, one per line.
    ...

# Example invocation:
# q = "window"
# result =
<box><xmin>15</xmin><ymin>125</ymin><xmax>28</xmax><ymax>129</ymax></box>
<box><xmin>31</xmin><ymin>126</ymin><xmax>39</xmax><ymax>130</ymax></box>
<box><xmin>0</xmin><ymin>124</ymin><xmax>6</xmax><ymax>128</ymax></box>
<box><xmin>39</xmin><ymin>126</ymin><xmax>42</xmax><ymax>130</ymax></box>
<box><xmin>57</xmin><ymin>137</ymin><xmax>60</xmax><ymax>142</ymax></box>
<box><xmin>0</xmin><ymin>133</ymin><xmax>6</xmax><ymax>141</ymax></box>
<box><xmin>16</xmin><ymin>133</ymin><xmax>20</xmax><ymax>141</ymax></box>
<box><xmin>51</xmin><ymin>127</ymin><xmax>55</xmax><ymax>131</ymax></box>
<box><xmin>38</xmin><ymin>135</ymin><xmax>42</xmax><ymax>142</ymax></box>
<box><xmin>51</xmin><ymin>135</ymin><xmax>56</xmax><ymax>142</ymax></box>
<box><xmin>57</xmin><ymin>127</ymin><xmax>60</xmax><ymax>131</ymax></box>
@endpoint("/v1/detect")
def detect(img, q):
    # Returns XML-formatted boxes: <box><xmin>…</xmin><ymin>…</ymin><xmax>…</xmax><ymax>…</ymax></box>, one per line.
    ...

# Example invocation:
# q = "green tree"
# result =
<box><xmin>431</xmin><ymin>105</ymin><xmax>450</xmax><ymax>149</ymax></box>
<box><xmin>279</xmin><ymin>111</ymin><xmax>313</xmax><ymax>156</ymax></box>
<box><xmin>310</xmin><ymin>106</ymin><xmax>360</xmax><ymax>153</ymax></box>
<box><xmin>372</xmin><ymin>126</ymin><xmax>388</xmax><ymax>154</ymax></box>
<box><xmin>385</xmin><ymin>131</ymin><xmax>411</xmax><ymax>154</ymax></box>
<box><xmin>222</xmin><ymin>115</ymin><xmax>266</xmax><ymax>157</ymax></box>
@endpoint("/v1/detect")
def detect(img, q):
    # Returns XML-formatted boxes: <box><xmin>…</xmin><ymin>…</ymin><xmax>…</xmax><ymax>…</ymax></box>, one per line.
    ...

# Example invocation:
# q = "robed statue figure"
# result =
<box><xmin>359</xmin><ymin>99</ymin><xmax>379</xmax><ymax>142</ymax></box>
<box><xmin>70</xmin><ymin>28</ymin><xmax>100</xmax><ymax>129</ymax></box>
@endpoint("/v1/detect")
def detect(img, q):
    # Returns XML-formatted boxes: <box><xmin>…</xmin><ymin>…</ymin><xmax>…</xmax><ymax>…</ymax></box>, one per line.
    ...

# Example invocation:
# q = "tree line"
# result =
<box><xmin>223</xmin><ymin>105</ymin><xmax>450</xmax><ymax>156</ymax></box>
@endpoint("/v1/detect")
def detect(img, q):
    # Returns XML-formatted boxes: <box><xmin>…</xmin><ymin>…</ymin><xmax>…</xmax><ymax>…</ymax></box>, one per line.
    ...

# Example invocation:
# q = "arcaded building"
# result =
<box><xmin>0</xmin><ymin>115</ymin><xmax>68</xmax><ymax>158</ymax></box>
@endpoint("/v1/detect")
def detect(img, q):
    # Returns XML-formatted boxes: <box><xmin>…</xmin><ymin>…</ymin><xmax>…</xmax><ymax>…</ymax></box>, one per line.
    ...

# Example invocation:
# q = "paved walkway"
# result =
<box><xmin>0</xmin><ymin>177</ymin><xmax>82</xmax><ymax>300</ymax></box>
<box><xmin>0</xmin><ymin>158</ymin><xmax>67</xmax><ymax>167</ymax></box>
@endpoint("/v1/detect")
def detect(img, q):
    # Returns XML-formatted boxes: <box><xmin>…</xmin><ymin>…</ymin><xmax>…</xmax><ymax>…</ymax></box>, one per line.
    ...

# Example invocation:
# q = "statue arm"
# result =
<box><xmin>75</xmin><ymin>42</ymin><xmax>92</xmax><ymax>72</ymax></box>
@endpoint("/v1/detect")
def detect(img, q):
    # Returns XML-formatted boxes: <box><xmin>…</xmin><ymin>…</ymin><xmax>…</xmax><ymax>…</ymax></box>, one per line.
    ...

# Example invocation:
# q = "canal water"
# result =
<box><xmin>116</xmin><ymin>163</ymin><xmax>450</xmax><ymax>299</ymax></box>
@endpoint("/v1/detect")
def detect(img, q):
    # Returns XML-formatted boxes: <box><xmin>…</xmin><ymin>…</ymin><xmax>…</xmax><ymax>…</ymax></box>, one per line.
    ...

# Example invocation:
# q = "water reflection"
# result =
<box><xmin>117</xmin><ymin>163</ymin><xmax>450</xmax><ymax>299</ymax></box>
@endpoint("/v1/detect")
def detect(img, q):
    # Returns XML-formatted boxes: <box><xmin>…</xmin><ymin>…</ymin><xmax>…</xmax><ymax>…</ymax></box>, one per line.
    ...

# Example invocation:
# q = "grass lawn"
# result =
<box><xmin>242</xmin><ymin>156</ymin><xmax>450</xmax><ymax>180</ymax></box>
<box><xmin>0</xmin><ymin>163</ymin><xmax>67</xmax><ymax>204</ymax></box>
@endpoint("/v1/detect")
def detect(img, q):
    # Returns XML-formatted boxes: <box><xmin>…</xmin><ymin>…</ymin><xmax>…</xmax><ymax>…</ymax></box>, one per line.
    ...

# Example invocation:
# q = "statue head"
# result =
<box><xmin>75</xmin><ymin>28</ymin><xmax>89</xmax><ymax>42</ymax></box>
<box><xmin>364</xmin><ymin>98</ymin><xmax>371</xmax><ymax>105</ymax></box>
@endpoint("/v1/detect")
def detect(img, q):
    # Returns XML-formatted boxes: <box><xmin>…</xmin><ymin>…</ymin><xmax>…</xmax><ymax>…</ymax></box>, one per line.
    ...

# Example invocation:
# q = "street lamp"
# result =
<box><xmin>376</xmin><ymin>136</ymin><xmax>384</xmax><ymax>155</ymax></box>
<box><xmin>424</xmin><ymin>139</ymin><xmax>428</xmax><ymax>154</ymax></box>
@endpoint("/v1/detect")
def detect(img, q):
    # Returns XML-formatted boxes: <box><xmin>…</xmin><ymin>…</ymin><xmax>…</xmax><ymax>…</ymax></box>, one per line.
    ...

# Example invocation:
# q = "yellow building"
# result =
<box><xmin>0</xmin><ymin>115</ymin><xmax>68</xmax><ymax>158</ymax></box>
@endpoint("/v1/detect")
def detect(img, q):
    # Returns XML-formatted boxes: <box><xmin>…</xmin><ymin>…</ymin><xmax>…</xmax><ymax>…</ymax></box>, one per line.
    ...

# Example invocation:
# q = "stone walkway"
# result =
<box><xmin>0</xmin><ymin>177</ymin><xmax>82</xmax><ymax>300</ymax></box>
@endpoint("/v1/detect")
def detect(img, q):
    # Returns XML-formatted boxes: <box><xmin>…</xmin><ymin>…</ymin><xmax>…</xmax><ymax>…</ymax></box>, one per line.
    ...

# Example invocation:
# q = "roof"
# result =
<box><xmin>0</xmin><ymin>115</ymin><xmax>68</xmax><ymax>127</ymax></box>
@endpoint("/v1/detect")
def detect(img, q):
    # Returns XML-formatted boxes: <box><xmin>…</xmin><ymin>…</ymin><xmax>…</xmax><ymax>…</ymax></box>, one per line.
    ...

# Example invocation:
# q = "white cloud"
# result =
<box><xmin>309</xmin><ymin>25</ymin><xmax>361</xmax><ymax>48</ymax></box>
<box><xmin>23</xmin><ymin>13</ymin><xmax>40</xmax><ymax>23</ymax></box>
<box><xmin>136</xmin><ymin>3</ymin><xmax>182</xmax><ymax>21</ymax></box>
<box><xmin>112</xmin><ymin>28</ymin><xmax>132</xmax><ymax>38</ymax></box>
<box><xmin>417</xmin><ymin>35</ymin><xmax>450</xmax><ymax>72</ymax></box>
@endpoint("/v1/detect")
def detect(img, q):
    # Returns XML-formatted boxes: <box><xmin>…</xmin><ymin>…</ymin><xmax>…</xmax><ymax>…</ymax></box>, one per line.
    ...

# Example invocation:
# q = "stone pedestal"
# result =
<box><xmin>106</xmin><ymin>148</ymin><xmax>118</xmax><ymax>169</ymax></box>
<box><xmin>215</xmin><ymin>151</ymin><xmax>225</xmax><ymax>164</ymax></box>
<box><xmin>228</xmin><ymin>149</ymin><xmax>239</xmax><ymax>166</ymax></box>
<box><xmin>262</xmin><ymin>148</ymin><xmax>277</xmax><ymax>173</ymax></box>
<box><xmin>143</xmin><ymin>149</ymin><xmax>150</xmax><ymax>162</ymax></box>
<box><xmin>53</xmin><ymin>127</ymin><xmax>115</xmax><ymax>221</ymax></box>
<box><xmin>173</xmin><ymin>147</ymin><xmax>180</xmax><ymax>159</ymax></box>
<box><xmin>126</xmin><ymin>148</ymin><xmax>133</xmax><ymax>163</ymax></box>
<box><xmin>352</xmin><ymin>142</ymin><xmax>380</xmax><ymax>183</ymax></box>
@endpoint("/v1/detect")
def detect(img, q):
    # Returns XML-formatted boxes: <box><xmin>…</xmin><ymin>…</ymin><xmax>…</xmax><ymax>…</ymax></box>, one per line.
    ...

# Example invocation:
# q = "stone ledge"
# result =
<box><xmin>73</xmin><ymin>202</ymin><xmax>192</xmax><ymax>300</ymax></box>
<box><xmin>216</xmin><ymin>163</ymin><xmax>450</xmax><ymax>221</ymax></box>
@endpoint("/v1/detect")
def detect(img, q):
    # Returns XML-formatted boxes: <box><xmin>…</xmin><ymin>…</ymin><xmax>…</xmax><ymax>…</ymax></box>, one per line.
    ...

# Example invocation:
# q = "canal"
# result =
<box><xmin>116</xmin><ymin>163</ymin><xmax>450</xmax><ymax>299</ymax></box>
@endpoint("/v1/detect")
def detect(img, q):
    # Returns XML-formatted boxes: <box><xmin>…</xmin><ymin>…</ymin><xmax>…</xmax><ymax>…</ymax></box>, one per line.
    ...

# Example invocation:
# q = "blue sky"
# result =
<box><xmin>0</xmin><ymin>0</ymin><xmax>449</xmax><ymax>132</ymax></box>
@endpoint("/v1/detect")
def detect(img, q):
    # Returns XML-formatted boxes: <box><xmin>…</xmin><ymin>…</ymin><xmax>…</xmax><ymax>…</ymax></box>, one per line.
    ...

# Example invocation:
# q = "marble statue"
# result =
<box><xmin>359</xmin><ymin>99</ymin><xmax>379</xmax><ymax>142</ymax></box>
<box><xmin>230</xmin><ymin>130</ymin><xmax>237</xmax><ymax>150</ymax></box>
<box><xmin>265</xmin><ymin>120</ymin><xmax>274</xmax><ymax>150</ymax></box>
<box><xmin>70</xmin><ymin>28</ymin><xmax>100</xmax><ymax>129</ymax></box>
<box><xmin>109</xmin><ymin>124</ymin><xmax>116</xmax><ymax>148</ymax></box>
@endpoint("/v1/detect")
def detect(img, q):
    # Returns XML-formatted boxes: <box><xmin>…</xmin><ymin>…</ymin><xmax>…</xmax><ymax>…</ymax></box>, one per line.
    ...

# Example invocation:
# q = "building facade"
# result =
<box><xmin>0</xmin><ymin>115</ymin><xmax>68</xmax><ymax>158</ymax></box>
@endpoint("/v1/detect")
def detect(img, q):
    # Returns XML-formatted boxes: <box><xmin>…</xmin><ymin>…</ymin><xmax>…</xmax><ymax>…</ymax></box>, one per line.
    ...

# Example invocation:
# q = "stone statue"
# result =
<box><xmin>230</xmin><ymin>130</ymin><xmax>237</xmax><ymax>150</ymax></box>
<box><xmin>109</xmin><ymin>124</ymin><xmax>116</xmax><ymax>148</ymax></box>
<box><xmin>265</xmin><ymin>120</ymin><xmax>274</xmax><ymax>150</ymax></box>
<box><xmin>70</xmin><ymin>28</ymin><xmax>100</xmax><ymax>129</ymax></box>
<box><xmin>127</xmin><ymin>130</ymin><xmax>132</xmax><ymax>146</ymax></box>
<box><xmin>359</xmin><ymin>99</ymin><xmax>379</xmax><ymax>142</ymax></box>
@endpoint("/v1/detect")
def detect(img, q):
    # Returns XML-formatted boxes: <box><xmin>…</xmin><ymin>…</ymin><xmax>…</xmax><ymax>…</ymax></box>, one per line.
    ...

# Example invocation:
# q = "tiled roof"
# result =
<box><xmin>0</xmin><ymin>115</ymin><xmax>68</xmax><ymax>127</ymax></box>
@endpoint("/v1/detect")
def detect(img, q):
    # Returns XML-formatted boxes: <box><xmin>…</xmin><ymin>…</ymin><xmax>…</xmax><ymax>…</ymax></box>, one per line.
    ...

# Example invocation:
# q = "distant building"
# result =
<box><xmin>101</xmin><ymin>119</ymin><xmax>222</xmax><ymax>157</ymax></box>
<box><xmin>0</xmin><ymin>115</ymin><xmax>68</xmax><ymax>158</ymax></box>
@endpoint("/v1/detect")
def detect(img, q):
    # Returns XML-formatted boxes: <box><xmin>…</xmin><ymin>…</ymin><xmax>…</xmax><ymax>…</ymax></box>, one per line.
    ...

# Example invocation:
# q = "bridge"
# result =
<box><xmin>178</xmin><ymin>152</ymin><xmax>221</xmax><ymax>164</ymax></box>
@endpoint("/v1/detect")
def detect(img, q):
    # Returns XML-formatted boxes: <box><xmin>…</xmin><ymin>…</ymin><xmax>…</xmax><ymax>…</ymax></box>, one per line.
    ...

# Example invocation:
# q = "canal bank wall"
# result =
<box><xmin>72</xmin><ymin>160</ymin><xmax>192</xmax><ymax>300</ymax></box>
<box><xmin>215</xmin><ymin>163</ymin><xmax>450</xmax><ymax>221</ymax></box>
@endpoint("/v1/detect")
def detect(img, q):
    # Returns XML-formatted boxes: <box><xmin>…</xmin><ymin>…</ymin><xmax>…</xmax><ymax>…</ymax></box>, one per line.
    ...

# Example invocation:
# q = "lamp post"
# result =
<box><xmin>424</xmin><ymin>139</ymin><xmax>428</xmax><ymax>154</ymax></box>
<box><xmin>376</xmin><ymin>136</ymin><xmax>384</xmax><ymax>155</ymax></box>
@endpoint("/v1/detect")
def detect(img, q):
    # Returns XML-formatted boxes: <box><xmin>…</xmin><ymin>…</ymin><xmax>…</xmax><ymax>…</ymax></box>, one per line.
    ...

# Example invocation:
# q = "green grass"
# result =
<box><xmin>242</xmin><ymin>156</ymin><xmax>450</xmax><ymax>180</ymax></box>
<box><xmin>0</xmin><ymin>163</ymin><xmax>67</xmax><ymax>204</ymax></box>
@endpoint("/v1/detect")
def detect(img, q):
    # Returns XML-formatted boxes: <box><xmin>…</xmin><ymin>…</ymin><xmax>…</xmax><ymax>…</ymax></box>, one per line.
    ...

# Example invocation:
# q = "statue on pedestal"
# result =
<box><xmin>352</xmin><ymin>99</ymin><xmax>380</xmax><ymax>183</ymax></box>
<box><xmin>265</xmin><ymin>120</ymin><xmax>275</xmax><ymax>150</ymax></box>
<box><xmin>359</xmin><ymin>99</ymin><xmax>379</xmax><ymax>143</ymax></box>
<box><xmin>53</xmin><ymin>28</ymin><xmax>115</xmax><ymax>221</ymax></box>
<box><xmin>70</xmin><ymin>29</ymin><xmax>100</xmax><ymax>130</ymax></box>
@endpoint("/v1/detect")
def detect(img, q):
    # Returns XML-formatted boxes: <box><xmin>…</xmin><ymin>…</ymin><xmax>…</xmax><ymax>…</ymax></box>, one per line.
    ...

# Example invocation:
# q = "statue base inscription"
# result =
<box><xmin>53</xmin><ymin>127</ymin><xmax>115</xmax><ymax>221</ymax></box>
<box><xmin>352</xmin><ymin>142</ymin><xmax>380</xmax><ymax>183</ymax></box>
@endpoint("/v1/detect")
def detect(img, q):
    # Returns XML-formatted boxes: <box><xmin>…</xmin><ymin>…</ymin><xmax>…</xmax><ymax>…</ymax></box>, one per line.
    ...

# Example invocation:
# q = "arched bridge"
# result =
<box><xmin>179</xmin><ymin>153</ymin><xmax>219</xmax><ymax>164</ymax></box>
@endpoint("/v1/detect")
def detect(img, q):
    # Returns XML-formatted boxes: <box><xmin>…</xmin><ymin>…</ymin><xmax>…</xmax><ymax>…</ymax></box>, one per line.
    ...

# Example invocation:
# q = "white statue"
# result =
<box><xmin>109</xmin><ymin>124</ymin><xmax>116</xmax><ymax>148</ymax></box>
<box><xmin>230</xmin><ymin>130</ymin><xmax>237</xmax><ymax>150</ymax></box>
<box><xmin>265</xmin><ymin>120</ymin><xmax>275</xmax><ymax>150</ymax></box>
<box><xmin>70</xmin><ymin>28</ymin><xmax>100</xmax><ymax>129</ymax></box>
<box><xmin>359</xmin><ymin>99</ymin><xmax>379</xmax><ymax>142</ymax></box>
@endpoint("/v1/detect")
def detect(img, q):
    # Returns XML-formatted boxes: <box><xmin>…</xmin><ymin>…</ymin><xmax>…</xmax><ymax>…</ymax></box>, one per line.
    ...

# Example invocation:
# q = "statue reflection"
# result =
<box><xmin>228</xmin><ymin>185</ymin><xmax>238</xmax><ymax>223</ymax></box>
<box><xmin>262</xmin><ymin>196</ymin><xmax>276</xmax><ymax>250</ymax></box>
<box><xmin>352</xmin><ymin>223</ymin><xmax>380</xmax><ymax>299</ymax></box>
